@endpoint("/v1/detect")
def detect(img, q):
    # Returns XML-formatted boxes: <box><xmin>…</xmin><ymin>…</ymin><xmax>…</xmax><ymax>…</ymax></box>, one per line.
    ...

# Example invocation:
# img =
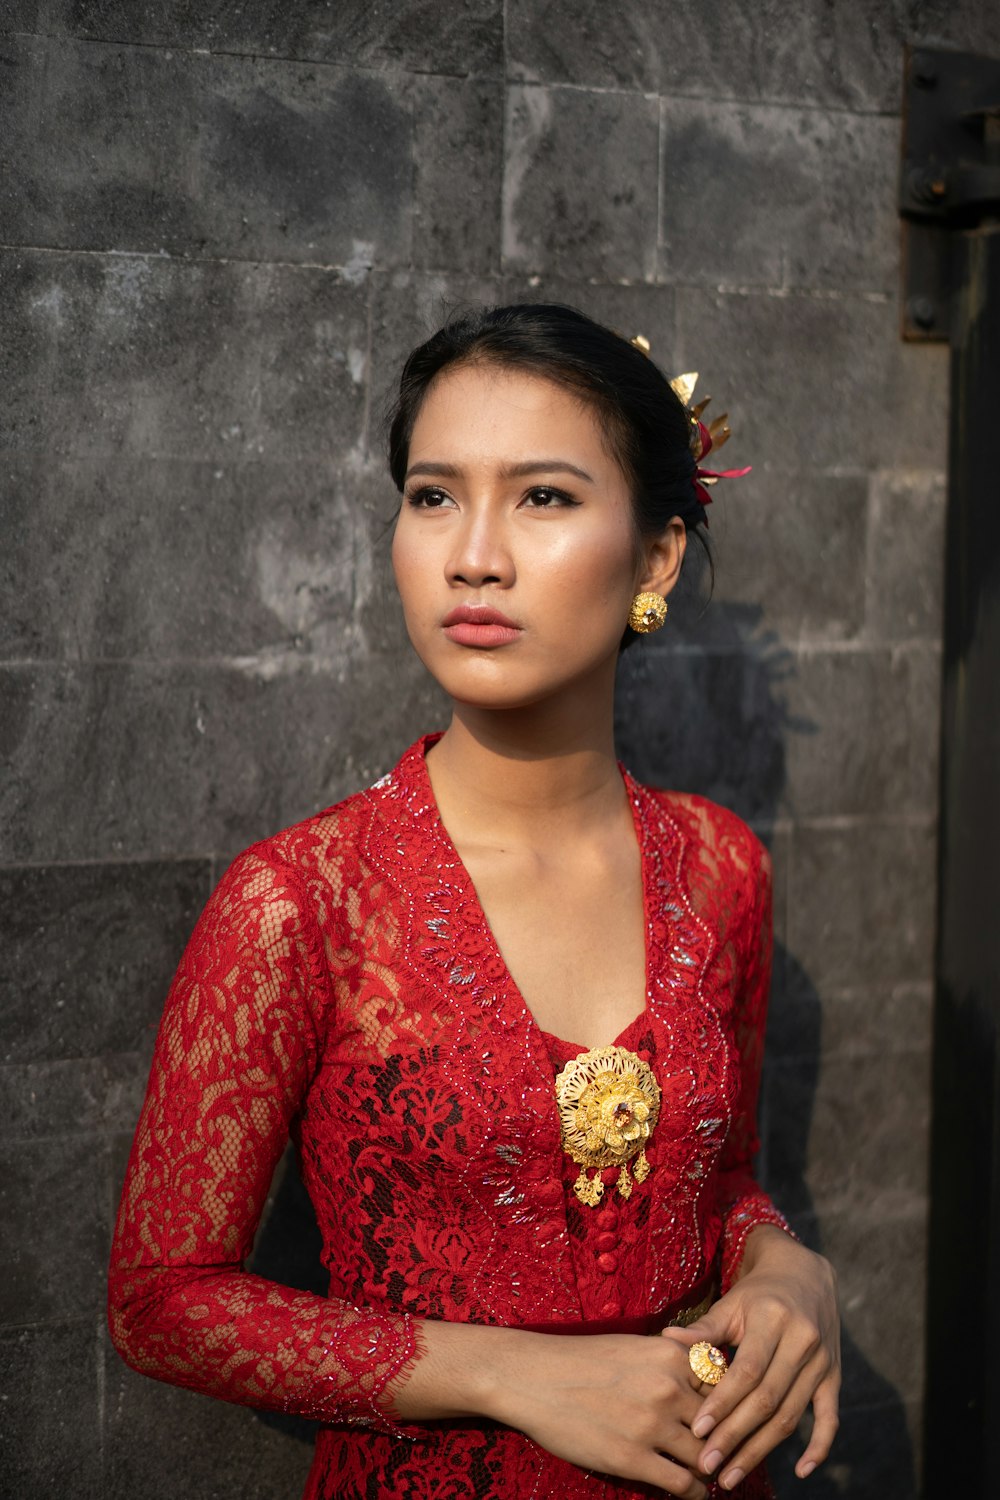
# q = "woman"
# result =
<box><xmin>109</xmin><ymin>304</ymin><xmax>840</xmax><ymax>1498</ymax></box>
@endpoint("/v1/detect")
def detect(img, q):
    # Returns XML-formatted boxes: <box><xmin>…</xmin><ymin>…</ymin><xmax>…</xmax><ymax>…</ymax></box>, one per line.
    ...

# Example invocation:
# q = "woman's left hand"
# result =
<box><xmin>661</xmin><ymin>1226</ymin><xmax>841</xmax><ymax>1491</ymax></box>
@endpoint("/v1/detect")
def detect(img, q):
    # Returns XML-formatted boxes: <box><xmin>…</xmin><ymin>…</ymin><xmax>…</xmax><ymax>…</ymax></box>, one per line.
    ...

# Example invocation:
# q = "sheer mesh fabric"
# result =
<box><xmin>109</xmin><ymin>735</ymin><xmax>789</xmax><ymax>1498</ymax></box>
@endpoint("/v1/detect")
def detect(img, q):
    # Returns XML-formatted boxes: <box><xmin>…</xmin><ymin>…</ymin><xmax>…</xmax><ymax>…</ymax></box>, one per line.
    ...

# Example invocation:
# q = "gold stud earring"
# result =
<box><xmin>628</xmin><ymin>592</ymin><xmax>668</xmax><ymax>633</ymax></box>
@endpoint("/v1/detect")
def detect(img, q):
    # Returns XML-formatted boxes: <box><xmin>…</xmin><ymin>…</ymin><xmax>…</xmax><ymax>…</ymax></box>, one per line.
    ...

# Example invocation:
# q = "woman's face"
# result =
<box><xmin>391</xmin><ymin>361</ymin><xmax>683</xmax><ymax>711</ymax></box>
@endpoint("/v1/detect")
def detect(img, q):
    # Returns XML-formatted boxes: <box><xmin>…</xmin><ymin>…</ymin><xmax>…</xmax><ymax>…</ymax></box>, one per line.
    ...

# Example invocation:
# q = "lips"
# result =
<box><xmin>442</xmin><ymin>604</ymin><xmax>522</xmax><ymax>649</ymax></box>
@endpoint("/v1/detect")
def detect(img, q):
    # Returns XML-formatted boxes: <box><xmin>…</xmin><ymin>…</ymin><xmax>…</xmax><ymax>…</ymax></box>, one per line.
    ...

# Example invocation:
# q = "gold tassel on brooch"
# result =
<box><xmin>555</xmin><ymin>1046</ymin><xmax>661</xmax><ymax>1207</ymax></box>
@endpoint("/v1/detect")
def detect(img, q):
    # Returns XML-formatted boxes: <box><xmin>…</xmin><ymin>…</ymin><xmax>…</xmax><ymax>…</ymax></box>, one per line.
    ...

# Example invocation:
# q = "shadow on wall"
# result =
<box><xmin>247</xmin><ymin>600</ymin><xmax>915</xmax><ymax>1498</ymax></box>
<box><xmin>616</xmin><ymin>599</ymin><xmax>917</xmax><ymax>1500</ymax></box>
<box><xmin>762</xmin><ymin>946</ymin><xmax>916</xmax><ymax>1500</ymax></box>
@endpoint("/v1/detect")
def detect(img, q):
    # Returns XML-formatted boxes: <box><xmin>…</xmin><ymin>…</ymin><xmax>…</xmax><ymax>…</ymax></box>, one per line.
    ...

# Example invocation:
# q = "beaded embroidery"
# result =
<box><xmin>108</xmin><ymin>735</ymin><xmax>789</xmax><ymax>1500</ymax></box>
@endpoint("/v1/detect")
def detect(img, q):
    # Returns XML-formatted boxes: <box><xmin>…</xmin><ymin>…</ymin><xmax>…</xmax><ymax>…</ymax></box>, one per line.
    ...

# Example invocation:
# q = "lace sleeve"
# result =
<box><xmin>717</xmin><ymin>840</ymin><xmax>794</xmax><ymax>1292</ymax></box>
<box><xmin>107</xmin><ymin>847</ymin><xmax>419</xmax><ymax>1429</ymax></box>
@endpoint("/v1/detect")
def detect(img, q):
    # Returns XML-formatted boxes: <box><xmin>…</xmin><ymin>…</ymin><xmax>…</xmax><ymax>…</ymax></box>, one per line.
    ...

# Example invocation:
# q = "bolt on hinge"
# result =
<box><xmin>900</xmin><ymin>44</ymin><xmax>1000</xmax><ymax>341</ymax></box>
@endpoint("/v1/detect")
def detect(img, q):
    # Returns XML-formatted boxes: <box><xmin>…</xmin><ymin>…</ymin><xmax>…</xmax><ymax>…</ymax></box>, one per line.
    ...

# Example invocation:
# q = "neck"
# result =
<box><xmin>426</xmin><ymin>664</ymin><xmax>627</xmax><ymax>842</ymax></box>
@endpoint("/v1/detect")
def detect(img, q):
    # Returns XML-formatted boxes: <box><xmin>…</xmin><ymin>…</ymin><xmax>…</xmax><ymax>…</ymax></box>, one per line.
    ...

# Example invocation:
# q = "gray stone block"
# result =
<box><xmin>102</xmin><ymin>1324</ymin><xmax>314</xmax><ymax>1500</ymax></box>
<box><xmin>0</xmin><ymin>1322</ymin><xmax>101</xmax><ymax>1495</ymax></box>
<box><xmin>1</xmin><ymin>35</ymin><xmax>412</xmax><ymax>264</ymax></box>
<box><xmin>367</xmin><ymin>268</ymin><xmax>503</xmax><ymax>446</ymax></box>
<box><xmin>865</xmin><ymin>469</ymin><xmax>946</xmax><ymax>642</ymax></box>
<box><xmin>702</xmin><ymin>471</ymin><xmax>868</xmax><ymax>645</ymax></box>
<box><xmin>673</xmin><ymin>288</ymin><xmax>950</xmax><ymax>474</ymax></box>
<box><xmin>27</xmin><ymin>0</ymin><xmax>504</xmax><ymax>76</ymax></box>
<box><xmin>767</xmin><ymin>1044</ymin><xmax>929</xmax><ymax>1218</ymax></box>
<box><xmin>0</xmin><ymin>861</ymin><xmax>209</xmax><ymax>1063</ymax></box>
<box><xmin>1</xmin><ymin>249</ymin><xmax>369</xmax><ymax>461</ymax></box>
<box><xmin>0</xmin><ymin>1054</ymin><xmax>149</xmax><ymax>1139</ymax></box>
<box><xmin>2</xmin><ymin>3</ymin><xmax>41</xmax><ymax>29</ymax></box>
<box><xmin>508</xmin><ymin>0</ymin><xmax>1000</xmax><ymax>113</ymax></box>
<box><xmin>357</xmin><ymin>533</ymin><xmax>411</xmax><ymax>659</ymax></box>
<box><xmin>1</xmin><ymin>452</ymin><xmax>367</xmax><ymax>661</ymax></box>
<box><xmin>503</xmin><ymin>85</ymin><xmax>659</xmax><ymax>280</ymax></box>
<box><xmin>764</xmin><ymin>1049</ymin><xmax>930</xmax><ymax>1218</ymax></box>
<box><xmin>660</xmin><ymin>99</ymin><xmax>897</xmax><ymax>293</ymax></box>
<box><xmin>0</xmin><ymin>1136</ymin><xmax>107</xmax><ymax>1321</ymax></box>
<box><xmin>407</xmin><ymin>76</ymin><xmax>503</xmax><ymax>274</ymax></box>
<box><xmin>2</xmin><ymin>656</ymin><xmax>447</xmax><ymax>863</ymax></box>
<box><xmin>498</xmin><ymin>276</ymin><xmax>678</xmax><ymax>349</ymax></box>
<box><xmin>766</xmin><ymin>978</ymin><xmax>933</xmax><ymax>1063</ymax></box>
<box><xmin>616</xmin><ymin>636</ymin><xmax>794</xmax><ymax>826</ymax></box>
<box><xmin>781</xmin><ymin>646</ymin><xmax>941</xmax><ymax>820</ymax></box>
<box><xmin>786</xmin><ymin>819</ymin><xmax>937</xmax><ymax>990</ymax></box>
<box><xmin>815</xmin><ymin>1205</ymin><xmax>928</xmax><ymax>1410</ymax></box>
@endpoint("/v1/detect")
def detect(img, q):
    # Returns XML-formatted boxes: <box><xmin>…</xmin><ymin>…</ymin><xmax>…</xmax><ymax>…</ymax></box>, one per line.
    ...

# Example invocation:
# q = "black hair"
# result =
<box><xmin>386</xmin><ymin>303</ymin><xmax>713</xmax><ymax>640</ymax></box>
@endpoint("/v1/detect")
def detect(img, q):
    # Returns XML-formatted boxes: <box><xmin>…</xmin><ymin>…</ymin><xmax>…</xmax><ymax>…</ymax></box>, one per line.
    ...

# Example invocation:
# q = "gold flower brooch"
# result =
<box><xmin>554</xmin><ymin>1045</ymin><xmax>661</xmax><ymax>1206</ymax></box>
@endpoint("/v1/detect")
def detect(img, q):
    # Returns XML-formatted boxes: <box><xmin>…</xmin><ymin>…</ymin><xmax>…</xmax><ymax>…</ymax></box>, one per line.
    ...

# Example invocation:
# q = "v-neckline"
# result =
<box><xmin>410</xmin><ymin>734</ymin><xmax>653</xmax><ymax>1054</ymax></box>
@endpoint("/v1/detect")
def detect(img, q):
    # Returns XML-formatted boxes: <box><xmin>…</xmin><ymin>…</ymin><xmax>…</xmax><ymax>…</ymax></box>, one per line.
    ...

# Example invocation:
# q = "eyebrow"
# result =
<box><xmin>404</xmin><ymin>459</ymin><xmax>596</xmax><ymax>484</ymax></box>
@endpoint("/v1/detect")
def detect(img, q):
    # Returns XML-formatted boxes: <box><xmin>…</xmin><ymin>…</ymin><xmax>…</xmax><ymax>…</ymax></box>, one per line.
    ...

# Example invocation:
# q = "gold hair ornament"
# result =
<box><xmin>629</xmin><ymin>335</ymin><xmax>751</xmax><ymax>515</ymax></box>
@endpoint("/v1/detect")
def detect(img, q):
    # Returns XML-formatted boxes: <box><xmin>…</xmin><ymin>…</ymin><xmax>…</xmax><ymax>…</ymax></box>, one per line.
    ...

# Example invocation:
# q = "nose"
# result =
<box><xmin>446</xmin><ymin>507</ymin><xmax>514</xmax><ymax>589</ymax></box>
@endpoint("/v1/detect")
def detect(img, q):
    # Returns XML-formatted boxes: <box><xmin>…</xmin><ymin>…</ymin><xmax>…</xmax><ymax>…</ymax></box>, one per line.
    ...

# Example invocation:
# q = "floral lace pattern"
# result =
<box><xmin>109</xmin><ymin>735</ymin><xmax>788</xmax><ymax>1498</ymax></box>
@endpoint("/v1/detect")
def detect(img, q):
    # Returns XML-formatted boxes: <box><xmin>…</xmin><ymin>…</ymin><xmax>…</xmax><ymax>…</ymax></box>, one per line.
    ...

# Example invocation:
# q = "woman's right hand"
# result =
<box><xmin>400</xmin><ymin>1320</ymin><xmax>711</xmax><ymax>1496</ymax></box>
<box><xmin>491</xmin><ymin>1328</ymin><xmax>710</xmax><ymax>1494</ymax></box>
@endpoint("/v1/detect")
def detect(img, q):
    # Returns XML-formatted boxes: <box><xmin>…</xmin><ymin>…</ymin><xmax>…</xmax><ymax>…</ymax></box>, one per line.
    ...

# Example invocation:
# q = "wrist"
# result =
<box><xmin>395</xmin><ymin>1319</ymin><xmax>535</xmax><ymax>1424</ymax></box>
<box><xmin>737</xmin><ymin>1222</ymin><xmax>797</xmax><ymax>1278</ymax></box>
<box><xmin>470</xmin><ymin>1327</ymin><xmax>544</xmax><ymax>1427</ymax></box>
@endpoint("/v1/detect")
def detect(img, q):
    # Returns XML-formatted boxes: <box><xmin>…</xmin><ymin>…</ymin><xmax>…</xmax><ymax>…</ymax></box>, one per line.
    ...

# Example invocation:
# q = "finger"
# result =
<box><xmin>711</xmin><ymin>1358</ymin><xmax>832</xmax><ymax>1490</ymax></box>
<box><xmin>688</xmin><ymin>1325</ymin><xmax>783</xmax><ymax>1438</ymax></box>
<box><xmin>684</xmin><ymin>1341</ymin><xmax>735</xmax><ymax>1398</ymax></box>
<box><xmin>663</xmin><ymin>1303</ymin><xmax>738</xmax><ymax>1352</ymax></box>
<box><xmin>629</xmin><ymin>1450</ymin><xmax>708</xmax><ymax>1500</ymax></box>
<box><xmin>657</xmin><ymin>1416</ymin><xmax>715</xmax><ymax>1473</ymax></box>
<box><xmin>655</xmin><ymin>1336</ymin><xmax>717</xmax><ymax>1421</ymax></box>
<box><xmin>694</xmin><ymin>1330</ymin><xmax>813</xmax><ymax>1465</ymax></box>
<box><xmin>795</xmin><ymin>1371</ymin><xmax>841</xmax><ymax>1476</ymax></box>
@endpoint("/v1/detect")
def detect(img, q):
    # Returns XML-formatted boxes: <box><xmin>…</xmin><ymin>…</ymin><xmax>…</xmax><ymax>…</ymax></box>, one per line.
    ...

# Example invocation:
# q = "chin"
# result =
<box><xmin>426</xmin><ymin>653</ymin><xmax>616</xmax><ymax>714</ymax></box>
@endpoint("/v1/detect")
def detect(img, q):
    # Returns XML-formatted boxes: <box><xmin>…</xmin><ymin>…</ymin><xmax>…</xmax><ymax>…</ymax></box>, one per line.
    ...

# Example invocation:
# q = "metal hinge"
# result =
<box><xmin>900</xmin><ymin>44</ymin><xmax>1000</xmax><ymax>340</ymax></box>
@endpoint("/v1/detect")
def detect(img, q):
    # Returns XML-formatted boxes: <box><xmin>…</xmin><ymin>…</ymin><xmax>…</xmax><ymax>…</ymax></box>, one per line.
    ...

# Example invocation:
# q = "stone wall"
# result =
<box><xmin>4</xmin><ymin>4</ymin><xmax>997</xmax><ymax>1495</ymax></box>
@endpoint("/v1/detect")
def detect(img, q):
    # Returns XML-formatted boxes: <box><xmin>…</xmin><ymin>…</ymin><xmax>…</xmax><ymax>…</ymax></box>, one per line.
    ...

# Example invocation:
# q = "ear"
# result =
<box><xmin>636</xmin><ymin>516</ymin><xmax>686</xmax><ymax>598</ymax></box>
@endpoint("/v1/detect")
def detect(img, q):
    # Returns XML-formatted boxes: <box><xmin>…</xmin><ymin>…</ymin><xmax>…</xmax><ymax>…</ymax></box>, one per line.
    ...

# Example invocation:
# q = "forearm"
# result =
<box><xmin>110</xmin><ymin>1253</ymin><xmax>549</xmax><ymax>1432</ymax></box>
<box><xmin>390</xmin><ymin>1317</ymin><xmax>543</xmax><ymax>1424</ymax></box>
<box><xmin>109</xmin><ymin>1264</ymin><xmax>418</xmax><ymax>1429</ymax></box>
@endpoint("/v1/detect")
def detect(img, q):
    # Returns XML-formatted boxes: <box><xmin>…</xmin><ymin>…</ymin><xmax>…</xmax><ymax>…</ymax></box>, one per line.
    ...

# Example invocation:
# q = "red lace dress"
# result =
<box><xmin>109</xmin><ymin>735</ymin><xmax>789</xmax><ymax>1499</ymax></box>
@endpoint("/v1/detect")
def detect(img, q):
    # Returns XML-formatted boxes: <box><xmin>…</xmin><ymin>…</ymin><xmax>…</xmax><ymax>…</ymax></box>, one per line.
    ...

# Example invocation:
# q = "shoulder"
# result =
<box><xmin>252</xmin><ymin>782</ymin><xmax>381</xmax><ymax>874</ymax></box>
<box><xmin>217</xmin><ymin>741</ymin><xmax>429</xmax><ymax>910</ymax></box>
<box><xmin>639</xmin><ymin>783</ymin><xmax>771</xmax><ymax>891</ymax></box>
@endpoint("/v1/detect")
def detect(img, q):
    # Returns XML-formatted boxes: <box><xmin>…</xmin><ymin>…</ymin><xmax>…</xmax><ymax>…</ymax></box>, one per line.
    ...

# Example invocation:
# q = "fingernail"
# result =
<box><xmin>721</xmin><ymin>1468</ymin><xmax>745</xmax><ymax>1491</ymax></box>
<box><xmin>701</xmin><ymin>1449</ymin><xmax>723</xmax><ymax>1475</ymax></box>
<box><xmin>692</xmin><ymin>1415</ymin><xmax>715</xmax><ymax>1439</ymax></box>
<box><xmin>799</xmin><ymin>1461</ymin><xmax>816</xmax><ymax>1478</ymax></box>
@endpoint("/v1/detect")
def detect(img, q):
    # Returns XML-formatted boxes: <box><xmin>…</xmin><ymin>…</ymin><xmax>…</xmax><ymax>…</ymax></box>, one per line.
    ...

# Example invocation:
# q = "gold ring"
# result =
<box><xmin>689</xmin><ymin>1341</ymin><xmax>728</xmax><ymax>1386</ymax></box>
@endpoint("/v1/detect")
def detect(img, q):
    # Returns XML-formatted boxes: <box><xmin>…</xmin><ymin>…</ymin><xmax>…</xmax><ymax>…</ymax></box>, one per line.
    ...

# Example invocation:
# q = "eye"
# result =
<box><xmin>521</xmin><ymin>485</ymin><xmax>579</xmax><ymax>509</ymax></box>
<box><xmin>405</xmin><ymin>485</ymin><xmax>454</xmax><ymax>509</ymax></box>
